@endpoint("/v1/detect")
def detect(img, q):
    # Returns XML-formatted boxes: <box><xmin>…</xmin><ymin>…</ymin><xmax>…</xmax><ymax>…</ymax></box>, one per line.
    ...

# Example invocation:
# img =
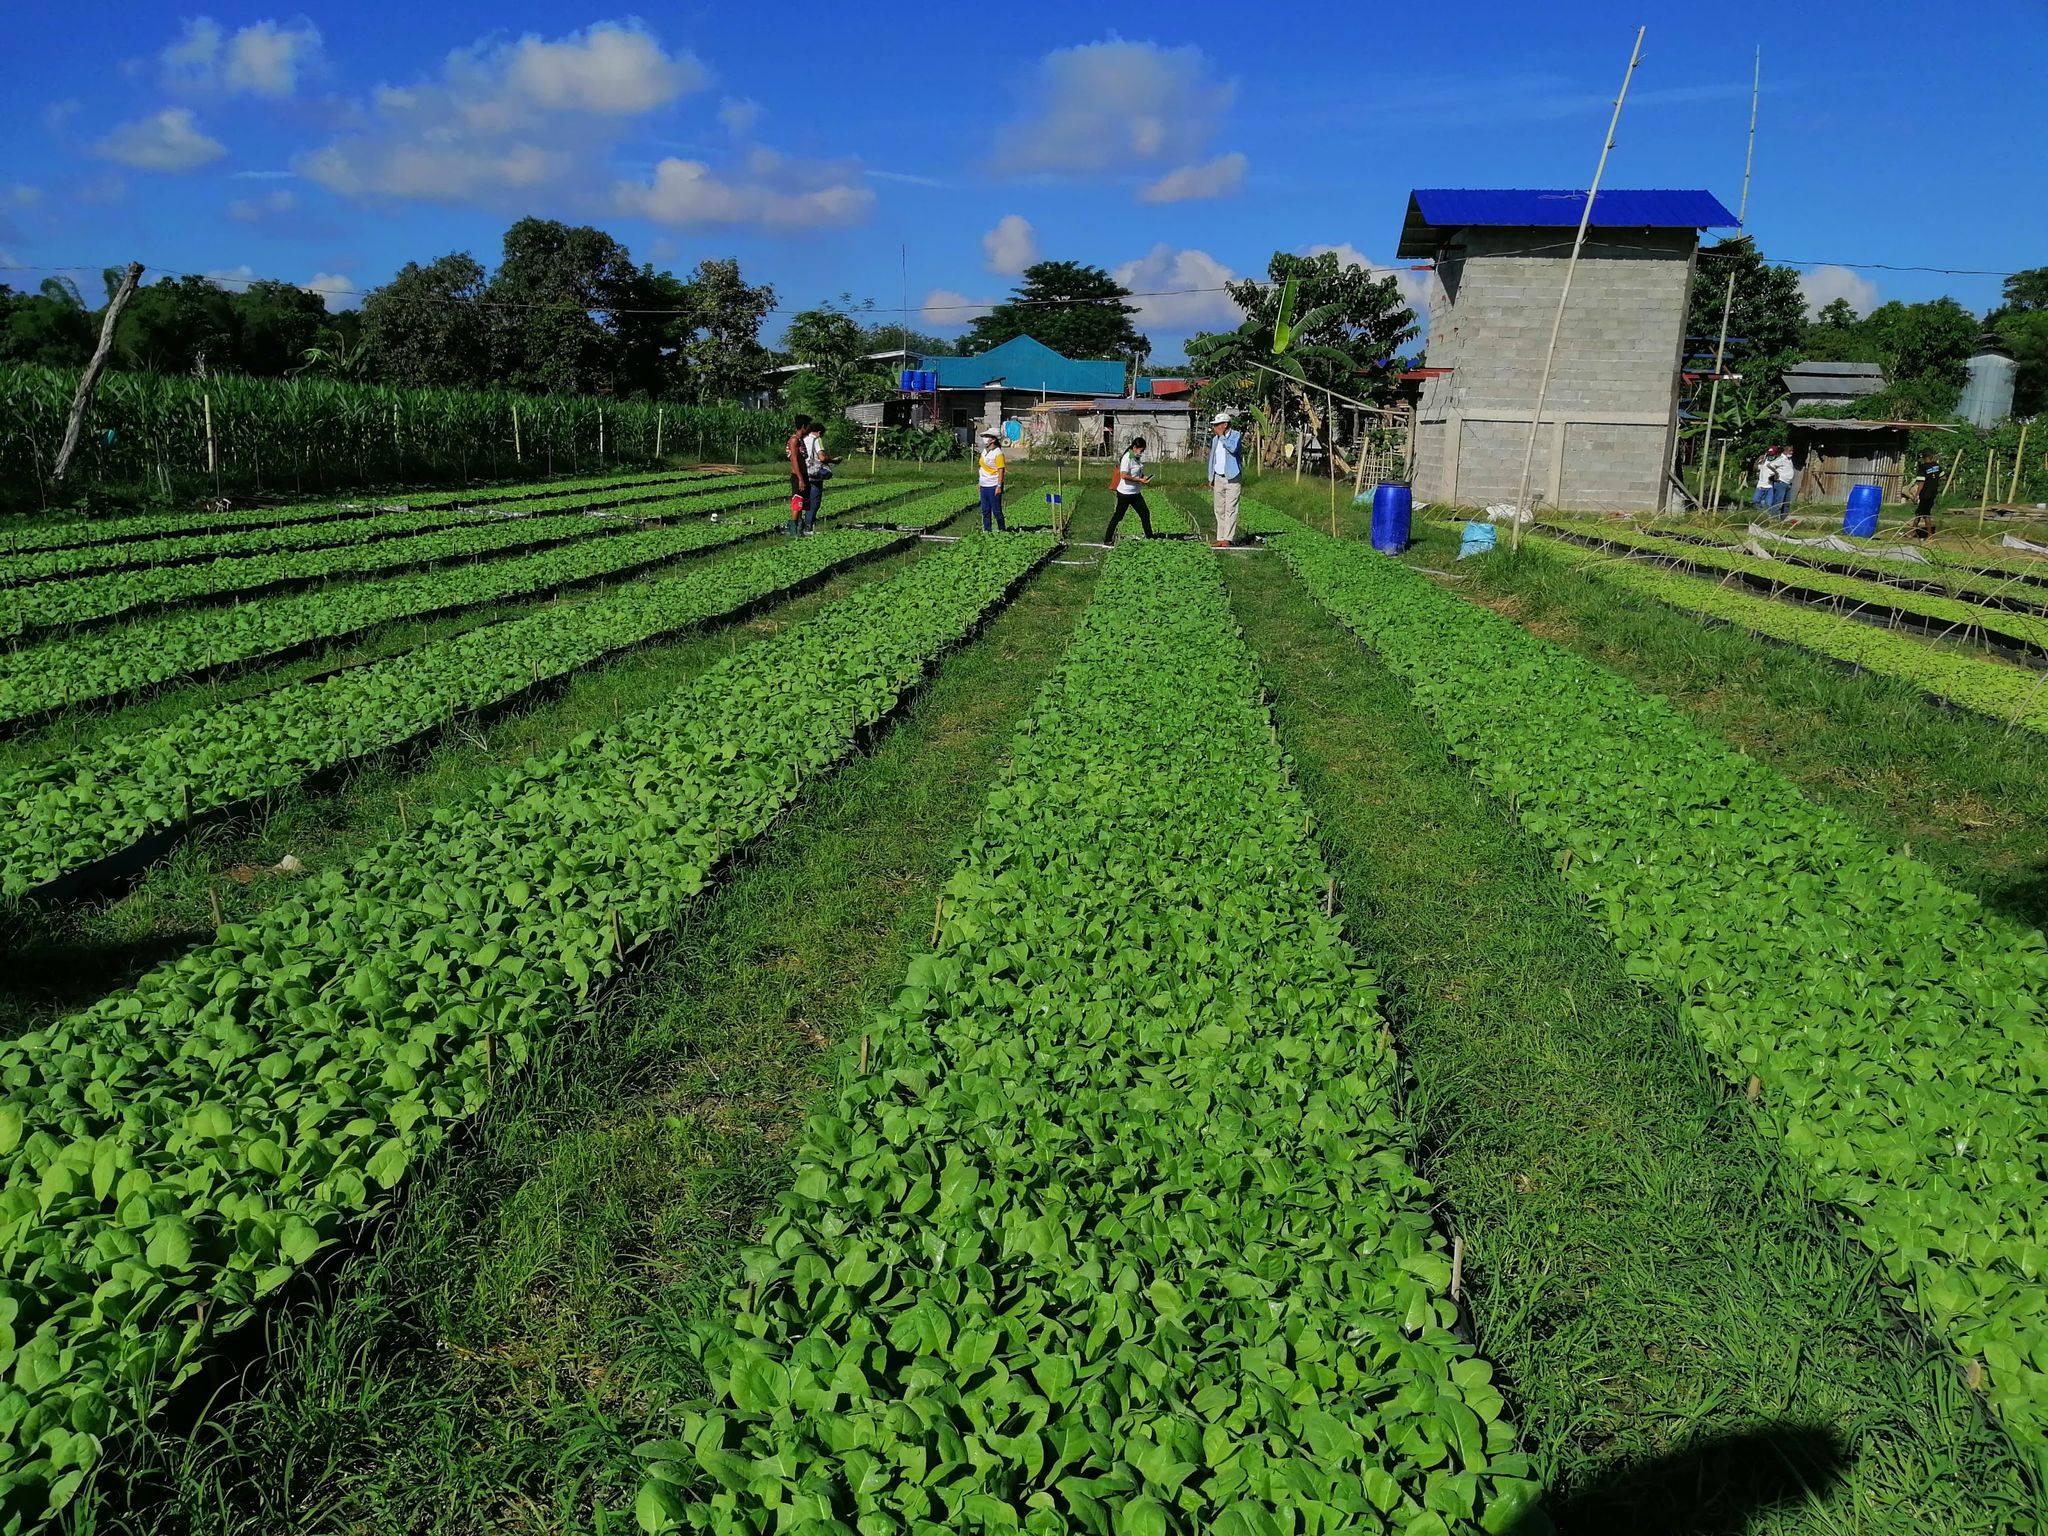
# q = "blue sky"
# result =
<box><xmin>2</xmin><ymin>1</ymin><xmax>2043</xmax><ymax>363</ymax></box>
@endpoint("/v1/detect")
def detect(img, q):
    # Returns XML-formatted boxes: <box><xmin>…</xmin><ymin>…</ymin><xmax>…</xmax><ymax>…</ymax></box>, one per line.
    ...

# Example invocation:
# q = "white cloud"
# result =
<box><xmin>204</xmin><ymin>264</ymin><xmax>259</xmax><ymax>288</ymax></box>
<box><xmin>161</xmin><ymin>16</ymin><xmax>325</xmax><ymax>98</ymax></box>
<box><xmin>718</xmin><ymin>97</ymin><xmax>762</xmax><ymax>136</ymax></box>
<box><xmin>230</xmin><ymin>187</ymin><xmax>297</xmax><ymax>223</ymax></box>
<box><xmin>1138</xmin><ymin>151</ymin><xmax>1246</xmax><ymax>204</ymax></box>
<box><xmin>96</xmin><ymin>108</ymin><xmax>225</xmax><ymax>172</ymax></box>
<box><xmin>998</xmin><ymin>39</ymin><xmax>1234</xmax><ymax>180</ymax></box>
<box><xmin>300</xmin><ymin>20</ymin><xmax>703</xmax><ymax>205</ymax></box>
<box><xmin>1307</xmin><ymin>242</ymin><xmax>1434</xmax><ymax>312</ymax></box>
<box><xmin>500</xmin><ymin>21</ymin><xmax>700</xmax><ymax>113</ymax></box>
<box><xmin>982</xmin><ymin>214</ymin><xmax>1038</xmax><ymax>275</ymax></box>
<box><xmin>615</xmin><ymin>154</ymin><xmax>873</xmax><ymax>231</ymax></box>
<box><xmin>301</xmin><ymin>272</ymin><xmax>354</xmax><ymax>305</ymax></box>
<box><xmin>919</xmin><ymin>288</ymin><xmax>990</xmax><ymax>334</ymax></box>
<box><xmin>1799</xmin><ymin>264</ymin><xmax>1878</xmax><ymax>318</ymax></box>
<box><xmin>160</xmin><ymin>18</ymin><xmax>224</xmax><ymax>90</ymax></box>
<box><xmin>1111</xmin><ymin>245</ymin><xmax>1239</xmax><ymax>333</ymax></box>
<box><xmin>76</xmin><ymin>176</ymin><xmax>126</xmax><ymax>206</ymax></box>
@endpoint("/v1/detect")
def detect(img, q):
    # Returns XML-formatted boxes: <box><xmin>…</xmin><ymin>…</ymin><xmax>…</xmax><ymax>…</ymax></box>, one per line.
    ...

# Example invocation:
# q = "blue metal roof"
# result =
<box><xmin>1397</xmin><ymin>187</ymin><xmax>1736</xmax><ymax>257</ymax></box>
<box><xmin>926</xmin><ymin>335</ymin><xmax>1127</xmax><ymax>398</ymax></box>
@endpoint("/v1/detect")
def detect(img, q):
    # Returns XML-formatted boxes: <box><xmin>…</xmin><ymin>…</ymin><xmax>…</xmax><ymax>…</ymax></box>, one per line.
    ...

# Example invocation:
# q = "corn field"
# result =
<box><xmin>0</xmin><ymin>364</ymin><xmax>792</xmax><ymax>510</ymax></box>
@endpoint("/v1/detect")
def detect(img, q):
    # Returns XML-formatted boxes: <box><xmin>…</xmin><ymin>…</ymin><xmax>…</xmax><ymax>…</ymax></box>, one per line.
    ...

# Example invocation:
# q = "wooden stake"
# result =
<box><xmin>208</xmin><ymin>885</ymin><xmax>223</xmax><ymax>928</ymax></box>
<box><xmin>181</xmin><ymin>782</ymin><xmax>192</xmax><ymax>824</ymax></box>
<box><xmin>1712</xmin><ymin>441</ymin><xmax>1729</xmax><ymax>511</ymax></box>
<box><xmin>1323</xmin><ymin>877</ymin><xmax>1336</xmax><ymax>917</ymax></box>
<box><xmin>858</xmin><ymin>1033</ymin><xmax>871</xmax><ymax>1074</ymax></box>
<box><xmin>1510</xmin><ymin>26</ymin><xmax>1646</xmax><ymax>549</ymax></box>
<box><xmin>598</xmin><ymin>410</ymin><xmax>606</xmax><ymax>461</ymax></box>
<box><xmin>655</xmin><ymin>405</ymin><xmax>664</xmax><ymax>462</ymax></box>
<box><xmin>203</xmin><ymin>392</ymin><xmax>217</xmax><ymax>478</ymax></box>
<box><xmin>51</xmin><ymin>261</ymin><xmax>143</xmax><ymax>489</ymax></box>
<box><xmin>2011</xmin><ymin>420</ymin><xmax>2032</xmax><ymax>503</ymax></box>
<box><xmin>1450</xmin><ymin>1235</ymin><xmax>1465</xmax><ymax>1302</ymax></box>
<box><xmin>611</xmin><ymin>908</ymin><xmax>626</xmax><ymax>958</ymax></box>
<box><xmin>397</xmin><ymin>794</ymin><xmax>408</xmax><ymax>831</ymax></box>
<box><xmin>512</xmin><ymin>404</ymin><xmax>522</xmax><ymax>462</ymax></box>
<box><xmin>1980</xmin><ymin>451</ymin><xmax>1998</xmax><ymax>532</ymax></box>
<box><xmin>930</xmin><ymin>895</ymin><xmax>946</xmax><ymax>947</ymax></box>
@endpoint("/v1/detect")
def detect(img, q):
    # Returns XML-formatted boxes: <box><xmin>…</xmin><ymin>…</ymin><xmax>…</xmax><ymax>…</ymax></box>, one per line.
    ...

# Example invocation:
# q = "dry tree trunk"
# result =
<box><xmin>52</xmin><ymin>261</ymin><xmax>144</xmax><ymax>491</ymax></box>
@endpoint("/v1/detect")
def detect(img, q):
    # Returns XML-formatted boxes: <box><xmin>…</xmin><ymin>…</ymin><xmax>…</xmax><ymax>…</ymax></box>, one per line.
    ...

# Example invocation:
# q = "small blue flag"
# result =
<box><xmin>1044</xmin><ymin>491</ymin><xmax>1062</xmax><ymax>505</ymax></box>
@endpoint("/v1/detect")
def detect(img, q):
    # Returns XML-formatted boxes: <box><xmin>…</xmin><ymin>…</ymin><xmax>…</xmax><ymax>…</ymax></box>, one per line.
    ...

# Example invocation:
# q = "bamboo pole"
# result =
<box><xmin>2011</xmin><ymin>420</ymin><xmax>2032</xmax><ymax>502</ymax></box>
<box><xmin>1713</xmin><ymin>441</ymin><xmax>1729</xmax><ymax>511</ymax></box>
<box><xmin>1980</xmin><ymin>451</ymin><xmax>1999</xmax><ymax>532</ymax></box>
<box><xmin>513</xmin><ymin>404</ymin><xmax>522</xmax><ymax>462</ymax></box>
<box><xmin>1697</xmin><ymin>49</ymin><xmax>1763</xmax><ymax>515</ymax></box>
<box><xmin>203</xmin><ymin>392</ymin><xmax>217</xmax><ymax>478</ymax></box>
<box><xmin>51</xmin><ymin>261</ymin><xmax>144</xmax><ymax>490</ymax></box>
<box><xmin>655</xmin><ymin>405</ymin><xmax>664</xmax><ymax>461</ymax></box>
<box><xmin>598</xmin><ymin>410</ymin><xmax>606</xmax><ymax>462</ymax></box>
<box><xmin>1511</xmin><ymin>27</ymin><xmax>1647</xmax><ymax>550</ymax></box>
<box><xmin>1327</xmin><ymin>386</ymin><xmax>1338</xmax><ymax>534</ymax></box>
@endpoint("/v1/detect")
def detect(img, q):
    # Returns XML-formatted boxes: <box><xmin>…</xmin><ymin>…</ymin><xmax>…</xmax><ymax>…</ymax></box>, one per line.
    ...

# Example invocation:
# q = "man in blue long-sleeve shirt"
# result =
<box><xmin>1208</xmin><ymin>411</ymin><xmax>1243</xmax><ymax>547</ymax></box>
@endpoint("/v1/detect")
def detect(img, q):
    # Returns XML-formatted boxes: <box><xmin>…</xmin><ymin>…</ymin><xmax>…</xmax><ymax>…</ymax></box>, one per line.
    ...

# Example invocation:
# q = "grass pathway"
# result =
<box><xmin>1223</xmin><ymin>552</ymin><xmax>2036</xmax><ymax>1534</ymax></box>
<box><xmin>116</xmin><ymin>558</ymin><xmax>1100</xmax><ymax>1536</ymax></box>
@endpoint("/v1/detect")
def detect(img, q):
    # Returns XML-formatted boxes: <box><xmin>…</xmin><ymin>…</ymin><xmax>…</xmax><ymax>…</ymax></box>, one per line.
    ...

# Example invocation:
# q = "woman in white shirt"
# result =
<box><xmin>1103</xmin><ymin>437</ymin><xmax>1155</xmax><ymax>541</ymax></box>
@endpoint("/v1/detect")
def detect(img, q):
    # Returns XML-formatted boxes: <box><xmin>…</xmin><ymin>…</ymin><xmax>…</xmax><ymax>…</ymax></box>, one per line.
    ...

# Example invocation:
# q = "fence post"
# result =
<box><xmin>202</xmin><ymin>392</ymin><xmax>217</xmax><ymax>479</ymax></box>
<box><xmin>655</xmin><ymin>406</ymin><xmax>664</xmax><ymax>462</ymax></box>
<box><xmin>598</xmin><ymin>410</ymin><xmax>606</xmax><ymax>462</ymax></box>
<box><xmin>512</xmin><ymin>404</ymin><xmax>521</xmax><ymax>463</ymax></box>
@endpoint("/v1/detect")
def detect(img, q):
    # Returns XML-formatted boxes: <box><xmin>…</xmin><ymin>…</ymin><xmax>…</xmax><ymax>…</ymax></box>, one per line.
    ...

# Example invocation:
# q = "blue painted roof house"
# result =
<box><xmin>926</xmin><ymin>336</ymin><xmax>1131</xmax><ymax>398</ymax></box>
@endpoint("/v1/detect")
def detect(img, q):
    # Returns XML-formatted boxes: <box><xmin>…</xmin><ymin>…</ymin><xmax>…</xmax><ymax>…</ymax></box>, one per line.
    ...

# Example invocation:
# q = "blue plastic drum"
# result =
<box><xmin>1843</xmin><ymin>483</ymin><xmax>1882</xmax><ymax>537</ymax></box>
<box><xmin>1371</xmin><ymin>483</ymin><xmax>1413</xmax><ymax>552</ymax></box>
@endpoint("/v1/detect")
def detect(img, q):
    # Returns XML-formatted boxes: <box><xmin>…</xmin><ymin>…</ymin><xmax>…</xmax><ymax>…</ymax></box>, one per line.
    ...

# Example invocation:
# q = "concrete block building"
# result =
<box><xmin>1398</xmin><ymin>188</ymin><xmax>1737</xmax><ymax>512</ymax></box>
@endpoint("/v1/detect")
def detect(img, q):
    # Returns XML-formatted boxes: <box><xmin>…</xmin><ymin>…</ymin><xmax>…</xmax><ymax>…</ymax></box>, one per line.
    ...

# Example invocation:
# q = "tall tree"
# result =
<box><xmin>676</xmin><ymin>257</ymin><xmax>776</xmax><ymax>403</ymax></box>
<box><xmin>359</xmin><ymin>253</ymin><xmax>490</xmax><ymax>389</ymax></box>
<box><xmin>229</xmin><ymin>279</ymin><xmax>330</xmax><ymax>376</ymax></box>
<box><xmin>0</xmin><ymin>278</ymin><xmax>94</xmax><ymax>368</ymax></box>
<box><xmin>2001</xmin><ymin>266</ymin><xmax>2048</xmax><ymax>314</ymax></box>
<box><xmin>1688</xmin><ymin>239</ymin><xmax>1807</xmax><ymax>359</ymax></box>
<box><xmin>962</xmin><ymin>261</ymin><xmax>1146</xmax><ymax>360</ymax></box>
<box><xmin>486</xmin><ymin>217</ymin><xmax>640</xmax><ymax>396</ymax></box>
<box><xmin>780</xmin><ymin>306</ymin><xmax>891</xmax><ymax>422</ymax></box>
<box><xmin>113</xmin><ymin>273</ymin><xmax>238</xmax><ymax>375</ymax></box>
<box><xmin>1185</xmin><ymin>250</ymin><xmax>1419</xmax><ymax>471</ymax></box>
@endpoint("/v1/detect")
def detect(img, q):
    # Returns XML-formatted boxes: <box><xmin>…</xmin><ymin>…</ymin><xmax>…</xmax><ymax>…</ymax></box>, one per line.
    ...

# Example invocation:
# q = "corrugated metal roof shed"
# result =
<box><xmin>1397</xmin><ymin>187</ymin><xmax>1737</xmax><ymax>257</ymax></box>
<box><xmin>926</xmin><ymin>335</ymin><xmax>1126</xmax><ymax>398</ymax></box>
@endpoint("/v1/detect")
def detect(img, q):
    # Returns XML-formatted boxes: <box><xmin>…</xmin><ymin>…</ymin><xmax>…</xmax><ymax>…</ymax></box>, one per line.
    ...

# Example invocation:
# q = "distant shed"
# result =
<box><xmin>1783</xmin><ymin>417</ymin><xmax>1957</xmax><ymax>503</ymax></box>
<box><xmin>1782</xmin><ymin>360</ymin><xmax>1885</xmax><ymax>410</ymax></box>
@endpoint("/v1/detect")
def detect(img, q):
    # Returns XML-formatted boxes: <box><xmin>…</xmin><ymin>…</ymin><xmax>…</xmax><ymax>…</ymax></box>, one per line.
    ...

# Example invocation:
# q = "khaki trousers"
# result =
<box><xmin>1211</xmin><ymin>476</ymin><xmax>1241</xmax><ymax>543</ymax></box>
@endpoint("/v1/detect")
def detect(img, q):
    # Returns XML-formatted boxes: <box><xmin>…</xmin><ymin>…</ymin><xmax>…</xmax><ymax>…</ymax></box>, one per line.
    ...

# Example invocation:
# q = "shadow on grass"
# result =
<box><xmin>0</xmin><ymin>920</ymin><xmax>208</xmax><ymax>1035</ymax></box>
<box><xmin>1521</xmin><ymin>1425</ymin><xmax>1848</xmax><ymax>1535</ymax></box>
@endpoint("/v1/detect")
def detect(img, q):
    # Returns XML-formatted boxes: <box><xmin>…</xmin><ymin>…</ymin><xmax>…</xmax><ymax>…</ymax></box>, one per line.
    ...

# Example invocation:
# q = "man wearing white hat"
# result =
<box><xmin>1207</xmin><ymin>411</ymin><xmax>1243</xmax><ymax>547</ymax></box>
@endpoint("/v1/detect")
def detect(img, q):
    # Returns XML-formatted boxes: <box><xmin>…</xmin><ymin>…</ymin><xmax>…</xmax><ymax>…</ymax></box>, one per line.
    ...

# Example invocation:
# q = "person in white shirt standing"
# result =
<box><xmin>1103</xmin><ymin>437</ymin><xmax>1156</xmax><ymax>542</ymax></box>
<box><xmin>976</xmin><ymin>429</ymin><xmax>1007</xmax><ymax>531</ymax></box>
<box><xmin>1768</xmin><ymin>445</ymin><xmax>1795</xmax><ymax>516</ymax></box>
<box><xmin>799</xmin><ymin>423</ymin><xmax>835</xmax><ymax>534</ymax></box>
<box><xmin>1207</xmin><ymin>411</ymin><xmax>1243</xmax><ymax>547</ymax></box>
